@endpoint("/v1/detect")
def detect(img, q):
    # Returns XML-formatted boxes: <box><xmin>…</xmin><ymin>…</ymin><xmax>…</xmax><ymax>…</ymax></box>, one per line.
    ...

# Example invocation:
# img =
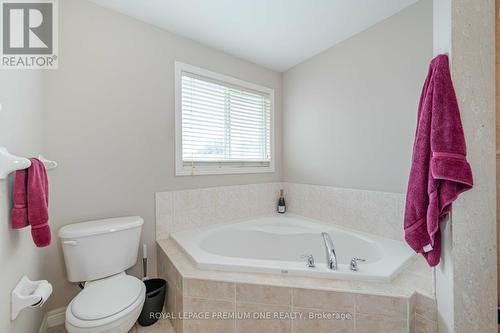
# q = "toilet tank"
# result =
<box><xmin>58</xmin><ymin>216</ymin><xmax>143</xmax><ymax>282</ymax></box>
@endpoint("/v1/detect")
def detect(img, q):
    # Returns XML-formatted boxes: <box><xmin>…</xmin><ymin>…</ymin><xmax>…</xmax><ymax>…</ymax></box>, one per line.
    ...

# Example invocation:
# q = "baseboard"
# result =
<box><xmin>38</xmin><ymin>314</ymin><xmax>48</xmax><ymax>333</ymax></box>
<box><xmin>46</xmin><ymin>307</ymin><xmax>66</xmax><ymax>328</ymax></box>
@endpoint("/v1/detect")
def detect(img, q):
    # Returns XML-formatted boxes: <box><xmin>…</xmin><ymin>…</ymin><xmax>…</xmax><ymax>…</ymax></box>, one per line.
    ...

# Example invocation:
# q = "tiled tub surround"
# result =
<box><xmin>156</xmin><ymin>182</ymin><xmax>405</xmax><ymax>241</ymax></box>
<box><xmin>283</xmin><ymin>183</ymin><xmax>405</xmax><ymax>241</ymax></box>
<box><xmin>156</xmin><ymin>183</ymin><xmax>283</xmax><ymax>239</ymax></box>
<box><xmin>157</xmin><ymin>240</ymin><xmax>437</xmax><ymax>333</ymax></box>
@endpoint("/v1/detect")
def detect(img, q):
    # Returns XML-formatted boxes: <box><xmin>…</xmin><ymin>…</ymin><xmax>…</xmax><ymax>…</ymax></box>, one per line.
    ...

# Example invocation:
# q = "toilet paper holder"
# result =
<box><xmin>11</xmin><ymin>275</ymin><xmax>53</xmax><ymax>320</ymax></box>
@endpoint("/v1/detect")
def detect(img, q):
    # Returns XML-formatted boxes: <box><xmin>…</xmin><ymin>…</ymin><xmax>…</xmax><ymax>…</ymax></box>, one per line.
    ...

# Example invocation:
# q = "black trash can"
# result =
<box><xmin>138</xmin><ymin>278</ymin><xmax>167</xmax><ymax>327</ymax></box>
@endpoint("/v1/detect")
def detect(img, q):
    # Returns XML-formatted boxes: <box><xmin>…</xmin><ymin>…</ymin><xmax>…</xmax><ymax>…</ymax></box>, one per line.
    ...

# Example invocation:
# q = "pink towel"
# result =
<box><xmin>11</xmin><ymin>158</ymin><xmax>51</xmax><ymax>247</ymax></box>
<box><xmin>404</xmin><ymin>54</ymin><xmax>473</xmax><ymax>267</ymax></box>
<box><xmin>11</xmin><ymin>169</ymin><xmax>29</xmax><ymax>229</ymax></box>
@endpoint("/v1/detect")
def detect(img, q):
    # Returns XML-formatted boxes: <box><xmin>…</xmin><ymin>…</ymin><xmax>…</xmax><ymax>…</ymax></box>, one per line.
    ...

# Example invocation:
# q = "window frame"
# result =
<box><xmin>175</xmin><ymin>61</ymin><xmax>275</xmax><ymax>176</ymax></box>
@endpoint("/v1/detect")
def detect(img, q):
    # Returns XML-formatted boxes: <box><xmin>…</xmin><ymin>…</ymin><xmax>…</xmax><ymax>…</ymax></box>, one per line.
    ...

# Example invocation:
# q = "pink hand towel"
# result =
<box><xmin>28</xmin><ymin>158</ymin><xmax>50</xmax><ymax>247</ymax></box>
<box><xmin>11</xmin><ymin>169</ymin><xmax>29</xmax><ymax>229</ymax></box>
<box><xmin>11</xmin><ymin>158</ymin><xmax>51</xmax><ymax>247</ymax></box>
<box><xmin>404</xmin><ymin>54</ymin><xmax>473</xmax><ymax>267</ymax></box>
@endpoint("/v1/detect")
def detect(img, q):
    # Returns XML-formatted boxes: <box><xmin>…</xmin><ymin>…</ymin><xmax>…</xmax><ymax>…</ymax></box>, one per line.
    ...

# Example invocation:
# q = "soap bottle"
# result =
<box><xmin>277</xmin><ymin>189</ymin><xmax>286</xmax><ymax>214</ymax></box>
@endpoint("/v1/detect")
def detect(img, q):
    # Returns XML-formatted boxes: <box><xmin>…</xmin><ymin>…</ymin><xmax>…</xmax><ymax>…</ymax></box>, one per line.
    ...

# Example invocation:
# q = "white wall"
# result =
<box><xmin>282</xmin><ymin>0</ymin><xmax>432</xmax><ymax>193</ymax></box>
<box><xmin>43</xmin><ymin>0</ymin><xmax>282</xmax><ymax>310</ymax></box>
<box><xmin>0</xmin><ymin>72</ymin><xmax>46</xmax><ymax>332</ymax></box>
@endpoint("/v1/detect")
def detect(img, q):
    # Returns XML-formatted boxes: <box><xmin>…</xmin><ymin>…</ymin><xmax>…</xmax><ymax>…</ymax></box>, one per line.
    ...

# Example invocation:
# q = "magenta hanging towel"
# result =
<box><xmin>404</xmin><ymin>54</ymin><xmax>473</xmax><ymax>267</ymax></box>
<box><xmin>11</xmin><ymin>158</ymin><xmax>51</xmax><ymax>247</ymax></box>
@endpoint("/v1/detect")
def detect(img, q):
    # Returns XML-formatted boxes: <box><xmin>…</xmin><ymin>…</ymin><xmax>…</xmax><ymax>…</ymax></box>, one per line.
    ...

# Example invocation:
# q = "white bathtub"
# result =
<box><xmin>172</xmin><ymin>214</ymin><xmax>414</xmax><ymax>282</ymax></box>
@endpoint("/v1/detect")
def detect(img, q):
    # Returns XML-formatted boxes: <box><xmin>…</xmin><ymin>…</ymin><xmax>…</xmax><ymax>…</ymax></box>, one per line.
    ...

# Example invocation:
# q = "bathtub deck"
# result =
<box><xmin>157</xmin><ymin>238</ymin><xmax>433</xmax><ymax>299</ymax></box>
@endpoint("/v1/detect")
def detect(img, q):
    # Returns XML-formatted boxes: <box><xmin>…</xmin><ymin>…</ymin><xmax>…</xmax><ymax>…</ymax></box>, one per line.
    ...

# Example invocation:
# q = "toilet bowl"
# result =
<box><xmin>65</xmin><ymin>273</ymin><xmax>145</xmax><ymax>333</ymax></box>
<box><xmin>59</xmin><ymin>216</ymin><xmax>145</xmax><ymax>333</ymax></box>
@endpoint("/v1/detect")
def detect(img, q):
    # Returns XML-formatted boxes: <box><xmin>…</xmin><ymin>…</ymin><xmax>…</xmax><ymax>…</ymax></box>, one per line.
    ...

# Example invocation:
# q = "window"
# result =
<box><xmin>175</xmin><ymin>62</ymin><xmax>275</xmax><ymax>175</ymax></box>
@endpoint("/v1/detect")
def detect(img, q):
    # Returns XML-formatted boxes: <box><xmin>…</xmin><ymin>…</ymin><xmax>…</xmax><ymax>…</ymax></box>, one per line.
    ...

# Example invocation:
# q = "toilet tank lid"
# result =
<box><xmin>58</xmin><ymin>216</ymin><xmax>144</xmax><ymax>239</ymax></box>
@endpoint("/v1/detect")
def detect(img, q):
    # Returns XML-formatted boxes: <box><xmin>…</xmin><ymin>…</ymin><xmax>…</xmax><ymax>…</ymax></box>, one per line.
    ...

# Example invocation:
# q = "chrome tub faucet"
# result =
<box><xmin>321</xmin><ymin>232</ymin><xmax>338</xmax><ymax>270</ymax></box>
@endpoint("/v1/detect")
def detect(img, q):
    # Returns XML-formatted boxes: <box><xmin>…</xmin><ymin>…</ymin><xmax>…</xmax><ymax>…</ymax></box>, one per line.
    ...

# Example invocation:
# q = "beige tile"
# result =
<box><xmin>293</xmin><ymin>288</ymin><xmax>355</xmax><ymax>312</ymax></box>
<box><xmin>184</xmin><ymin>278</ymin><xmax>235</xmax><ymax>300</ymax></box>
<box><xmin>409</xmin><ymin>293</ymin><xmax>416</xmax><ymax>333</ymax></box>
<box><xmin>292</xmin><ymin>307</ymin><xmax>354</xmax><ymax>333</ymax></box>
<box><xmin>158</xmin><ymin>249</ymin><xmax>179</xmax><ymax>292</ymax></box>
<box><xmin>355</xmin><ymin>314</ymin><xmax>407</xmax><ymax>333</ymax></box>
<box><xmin>182</xmin><ymin>297</ymin><xmax>235</xmax><ymax>333</ymax></box>
<box><xmin>48</xmin><ymin>324</ymin><xmax>145</xmax><ymax>333</ymax></box>
<box><xmin>414</xmin><ymin>293</ymin><xmax>437</xmax><ymax>322</ymax></box>
<box><xmin>166</xmin><ymin>183</ymin><xmax>277</xmax><ymax>230</ymax></box>
<box><xmin>236</xmin><ymin>302</ymin><xmax>291</xmax><ymax>333</ymax></box>
<box><xmin>137</xmin><ymin>319</ymin><xmax>175</xmax><ymax>333</ymax></box>
<box><xmin>175</xmin><ymin>289</ymin><xmax>183</xmax><ymax>313</ymax></box>
<box><xmin>173</xmin><ymin>289</ymin><xmax>183</xmax><ymax>333</ymax></box>
<box><xmin>409</xmin><ymin>316</ymin><xmax>416</xmax><ymax>333</ymax></box>
<box><xmin>355</xmin><ymin>294</ymin><xmax>407</xmax><ymax>319</ymax></box>
<box><xmin>286</xmin><ymin>184</ymin><xmax>405</xmax><ymax>241</ymax></box>
<box><xmin>47</xmin><ymin>325</ymin><xmax>67</xmax><ymax>333</ymax></box>
<box><xmin>156</xmin><ymin>191</ymin><xmax>173</xmax><ymax>240</ymax></box>
<box><xmin>160</xmin><ymin>182</ymin><xmax>406</xmax><ymax>245</ymax></box>
<box><xmin>156</xmin><ymin>247</ymin><xmax>168</xmax><ymax>281</ymax></box>
<box><xmin>173</xmin><ymin>189</ymin><xmax>204</xmax><ymax>212</ymax></box>
<box><xmin>165</xmin><ymin>255</ymin><xmax>183</xmax><ymax>291</ymax></box>
<box><xmin>496</xmin><ymin>126</ymin><xmax>500</xmax><ymax>151</ymax></box>
<box><xmin>163</xmin><ymin>283</ymin><xmax>176</xmax><ymax>315</ymax></box>
<box><xmin>415</xmin><ymin>314</ymin><xmax>438</xmax><ymax>333</ymax></box>
<box><xmin>236</xmin><ymin>283</ymin><xmax>291</xmax><ymax>305</ymax></box>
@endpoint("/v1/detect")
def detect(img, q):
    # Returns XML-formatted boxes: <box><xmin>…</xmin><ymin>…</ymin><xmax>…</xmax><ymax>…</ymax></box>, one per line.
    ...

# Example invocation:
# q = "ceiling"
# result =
<box><xmin>88</xmin><ymin>0</ymin><xmax>419</xmax><ymax>72</ymax></box>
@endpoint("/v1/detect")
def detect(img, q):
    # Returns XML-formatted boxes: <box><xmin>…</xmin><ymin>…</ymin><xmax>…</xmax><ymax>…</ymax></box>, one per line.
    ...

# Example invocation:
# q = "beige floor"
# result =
<box><xmin>46</xmin><ymin>319</ymin><xmax>175</xmax><ymax>333</ymax></box>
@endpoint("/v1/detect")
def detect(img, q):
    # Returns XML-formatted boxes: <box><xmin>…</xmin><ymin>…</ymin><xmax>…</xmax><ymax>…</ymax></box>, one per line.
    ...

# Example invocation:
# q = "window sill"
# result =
<box><xmin>175</xmin><ymin>165</ymin><xmax>275</xmax><ymax>176</ymax></box>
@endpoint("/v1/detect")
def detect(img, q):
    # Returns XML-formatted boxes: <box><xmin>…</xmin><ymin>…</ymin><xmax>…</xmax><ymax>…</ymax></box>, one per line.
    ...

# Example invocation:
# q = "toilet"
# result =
<box><xmin>58</xmin><ymin>216</ymin><xmax>146</xmax><ymax>333</ymax></box>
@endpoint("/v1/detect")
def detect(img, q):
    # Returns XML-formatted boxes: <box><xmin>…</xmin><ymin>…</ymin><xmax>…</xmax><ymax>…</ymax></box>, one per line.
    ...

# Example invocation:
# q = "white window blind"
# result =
<box><xmin>180</xmin><ymin>71</ymin><xmax>272</xmax><ymax>171</ymax></box>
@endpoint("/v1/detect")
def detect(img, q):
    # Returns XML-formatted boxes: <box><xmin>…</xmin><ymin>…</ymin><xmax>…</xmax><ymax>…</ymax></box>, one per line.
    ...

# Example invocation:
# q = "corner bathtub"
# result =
<box><xmin>172</xmin><ymin>214</ymin><xmax>414</xmax><ymax>282</ymax></box>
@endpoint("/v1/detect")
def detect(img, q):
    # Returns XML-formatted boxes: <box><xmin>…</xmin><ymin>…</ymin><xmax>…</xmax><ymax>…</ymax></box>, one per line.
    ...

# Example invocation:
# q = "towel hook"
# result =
<box><xmin>0</xmin><ymin>147</ymin><xmax>31</xmax><ymax>179</ymax></box>
<box><xmin>38</xmin><ymin>154</ymin><xmax>58</xmax><ymax>170</ymax></box>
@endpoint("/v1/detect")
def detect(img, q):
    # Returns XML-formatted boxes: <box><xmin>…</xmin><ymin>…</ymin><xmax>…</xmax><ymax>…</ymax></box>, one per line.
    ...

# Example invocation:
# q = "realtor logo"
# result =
<box><xmin>1</xmin><ymin>0</ymin><xmax>58</xmax><ymax>69</ymax></box>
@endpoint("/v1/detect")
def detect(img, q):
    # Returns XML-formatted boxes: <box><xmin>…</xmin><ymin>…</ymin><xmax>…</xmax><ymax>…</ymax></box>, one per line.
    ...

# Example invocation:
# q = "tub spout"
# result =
<box><xmin>321</xmin><ymin>232</ymin><xmax>338</xmax><ymax>270</ymax></box>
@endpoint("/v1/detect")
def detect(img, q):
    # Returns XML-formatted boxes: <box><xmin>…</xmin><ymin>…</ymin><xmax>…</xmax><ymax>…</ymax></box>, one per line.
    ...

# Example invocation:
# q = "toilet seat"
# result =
<box><xmin>72</xmin><ymin>273</ymin><xmax>143</xmax><ymax>321</ymax></box>
<box><xmin>65</xmin><ymin>273</ymin><xmax>146</xmax><ymax>332</ymax></box>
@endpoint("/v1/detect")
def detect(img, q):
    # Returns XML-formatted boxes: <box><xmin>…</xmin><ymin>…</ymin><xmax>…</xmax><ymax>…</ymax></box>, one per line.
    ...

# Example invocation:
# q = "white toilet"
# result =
<box><xmin>58</xmin><ymin>216</ymin><xmax>146</xmax><ymax>333</ymax></box>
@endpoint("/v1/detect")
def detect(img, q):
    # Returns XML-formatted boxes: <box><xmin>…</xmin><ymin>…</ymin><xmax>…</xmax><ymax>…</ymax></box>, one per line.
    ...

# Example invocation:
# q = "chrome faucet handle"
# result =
<box><xmin>350</xmin><ymin>257</ymin><xmax>366</xmax><ymax>271</ymax></box>
<box><xmin>300</xmin><ymin>254</ymin><xmax>316</xmax><ymax>268</ymax></box>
